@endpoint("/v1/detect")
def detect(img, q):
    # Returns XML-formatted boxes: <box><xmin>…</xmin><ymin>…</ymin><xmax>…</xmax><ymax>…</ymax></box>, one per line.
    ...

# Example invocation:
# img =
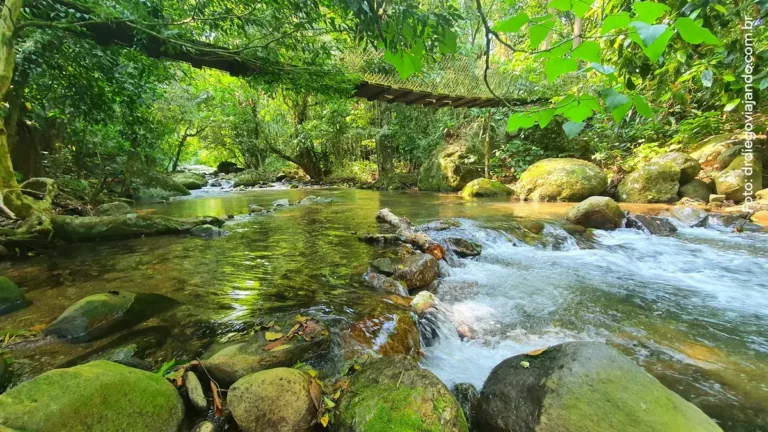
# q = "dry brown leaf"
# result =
<box><xmin>29</xmin><ymin>324</ymin><xmax>47</xmax><ymax>332</ymax></box>
<box><xmin>210</xmin><ymin>380</ymin><xmax>223</xmax><ymax>417</ymax></box>
<box><xmin>286</xmin><ymin>323</ymin><xmax>301</xmax><ymax>338</ymax></box>
<box><xmin>309</xmin><ymin>378</ymin><xmax>322</xmax><ymax>411</ymax></box>
<box><xmin>526</xmin><ymin>347</ymin><xmax>548</xmax><ymax>356</ymax></box>
<box><xmin>264</xmin><ymin>337</ymin><xmax>288</xmax><ymax>351</ymax></box>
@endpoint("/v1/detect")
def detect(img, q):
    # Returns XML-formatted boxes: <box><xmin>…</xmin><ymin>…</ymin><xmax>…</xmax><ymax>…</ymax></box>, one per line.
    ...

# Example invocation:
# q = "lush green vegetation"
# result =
<box><xmin>0</xmin><ymin>0</ymin><xmax>765</xmax><ymax>215</ymax></box>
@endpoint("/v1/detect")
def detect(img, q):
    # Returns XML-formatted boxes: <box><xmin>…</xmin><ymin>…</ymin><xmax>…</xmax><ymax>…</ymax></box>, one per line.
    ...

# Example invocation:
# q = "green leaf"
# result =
<box><xmin>760</xmin><ymin>78</ymin><xmax>768</xmax><ymax>91</ymax></box>
<box><xmin>564</xmin><ymin>103</ymin><xmax>594</xmax><ymax>122</ymax></box>
<box><xmin>632</xmin><ymin>2</ymin><xmax>671</xmax><ymax>24</ymax></box>
<box><xmin>674</xmin><ymin>18</ymin><xmax>722</xmax><ymax>45</ymax></box>
<box><xmin>591</xmin><ymin>63</ymin><xmax>616</xmax><ymax>74</ymax></box>
<box><xmin>384</xmin><ymin>50</ymin><xmax>423</xmax><ymax>79</ymax></box>
<box><xmin>631</xmin><ymin>22</ymin><xmax>669</xmax><ymax>46</ymax></box>
<box><xmin>723</xmin><ymin>98</ymin><xmax>740</xmax><ymax>112</ymax></box>
<box><xmin>572</xmin><ymin>0</ymin><xmax>592</xmax><ymax>18</ymax></box>
<box><xmin>571</xmin><ymin>41</ymin><xmax>601</xmax><ymax>63</ymax></box>
<box><xmin>538</xmin><ymin>108</ymin><xmax>556</xmax><ymax>128</ymax></box>
<box><xmin>602</xmin><ymin>88</ymin><xmax>631</xmax><ymax>111</ymax></box>
<box><xmin>438</xmin><ymin>29</ymin><xmax>458</xmax><ymax>54</ymax></box>
<box><xmin>611</xmin><ymin>100</ymin><xmax>634</xmax><ymax>122</ymax></box>
<box><xmin>601</xmin><ymin>13</ymin><xmax>631</xmax><ymax>35</ymax></box>
<box><xmin>633</xmin><ymin>95</ymin><xmax>652</xmax><ymax>117</ymax></box>
<box><xmin>545</xmin><ymin>57</ymin><xmax>579</xmax><ymax>83</ymax></box>
<box><xmin>563</xmin><ymin>121</ymin><xmax>586</xmax><ymax>138</ymax></box>
<box><xmin>519</xmin><ymin>113</ymin><xmax>537</xmax><ymax>128</ymax></box>
<box><xmin>548</xmin><ymin>0</ymin><xmax>571</xmax><ymax>12</ymax></box>
<box><xmin>580</xmin><ymin>95</ymin><xmax>603</xmax><ymax>112</ymax></box>
<box><xmin>713</xmin><ymin>4</ymin><xmax>727</xmax><ymax>13</ymax></box>
<box><xmin>639</xmin><ymin>27</ymin><xmax>675</xmax><ymax>62</ymax></box>
<box><xmin>493</xmin><ymin>13</ymin><xmax>530</xmax><ymax>33</ymax></box>
<box><xmin>700</xmin><ymin>70</ymin><xmax>713</xmax><ymax>87</ymax></box>
<box><xmin>529</xmin><ymin>17</ymin><xmax>553</xmax><ymax>49</ymax></box>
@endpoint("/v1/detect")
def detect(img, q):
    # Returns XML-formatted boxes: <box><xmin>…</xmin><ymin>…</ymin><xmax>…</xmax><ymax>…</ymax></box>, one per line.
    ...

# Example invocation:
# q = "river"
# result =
<box><xmin>1</xmin><ymin>188</ymin><xmax>766</xmax><ymax>431</ymax></box>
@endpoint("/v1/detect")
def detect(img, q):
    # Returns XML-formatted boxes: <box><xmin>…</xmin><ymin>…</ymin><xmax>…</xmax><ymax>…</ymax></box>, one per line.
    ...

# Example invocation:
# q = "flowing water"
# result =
<box><xmin>1</xmin><ymin>188</ymin><xmax>766</xmax><ymax>431</ymax></box>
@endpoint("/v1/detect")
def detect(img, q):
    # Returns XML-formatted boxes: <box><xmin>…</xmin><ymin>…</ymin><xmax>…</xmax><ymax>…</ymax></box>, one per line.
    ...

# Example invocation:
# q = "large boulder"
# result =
<box><xmin>0</xmin><ymin>360</ymin><xmax>184</xmax><ymax>432</ymax></box>
<box><xmin>0</xmin><ymin>277</ymin><xmax>27</xmax><ymax>315</ymax></box>
<box><xmin>216</xmin><ymin>161</ymin><xmax>241</xmax><ymax>174</ymax></box>
<box><xmin>233</xmin><ymin>169</ymin><xmax>271</xmax><ymax>187</ymax></box>
<box><xmin>45</xmin><ymin>291</ymin><xmax>136</xmax><ymax>341</ymax></box>
<box><xmin>171</xmin><ymin>172</ymin><xmax>207</xmax><ymax>190</ymax></box>
<box><xmin>95</xmin><ymin>202</ymin><xmax>133</xmax><ymax>217</ymax></box>
<box><xmin>515</xmin><ymin>158</ymin><xmax>607</xmax><ymax>202</ymax></box>
<box><xmin>475</xmin><ymin>342</ymin><xmax>721</xmax><ymax>432</ymax></box>
<box><xmin>678</xmin><ymin>179</ymin><xmax>711</xmax><ymax>202</ymax></box>
<box><xmin>565</xmin><ymin>196</ymin><xmax>625</xmax><ymax>230</ymax></box>
<box><xmin>336</xmin><ymin>355</ymin><xmax>468</xmax><ymax>432</ymax></box>
<box><xmin>133</xmin><ymin>171</ymin><xmax>190</xmax><ymax>200</ymax></box>
<box><xmin>228</xmin><ymin>368</ymin><xmax>319</xmax><ymax>432</ymax></box>
<box><xmin>393</xmin><ymin>252</ymin><xmax>439</xmax><ymax>290</ymax></box>
<box><xmin>713</xmin><ymin>156</ymin><xmax>763</xmax><ymax>202</ymax></box>
<box><xmin>617</xmin><ymin>161</ymin><xmax>680</xmax><ymax>203</ymax></box>
<box><xmin>690</xmin><ymin>134</ymin><xmax>768</xmax><ymax>170</ymax></box>
<box><xmin>189</xmin><ymin>224</ymin><xmax>227</xmax><ymax>238</ymax></box>
<box><xmin>418</xmin><ymin>142</ymin><xmax>482</xmax><ymax>192</ymax></box>
<box><xmin>459</xmin><ymin>178</ymin><xmax>512</xmax><ymax>198</ymax></box>
<box><xmin>201</xmin><ymin>315</ymin><xmax>330</xmax><ymax>387</ymax></box>
<box><xmin>651</xmin><ymin>152</ymin><xmax>701</xmax><ymax>183</ymax></box>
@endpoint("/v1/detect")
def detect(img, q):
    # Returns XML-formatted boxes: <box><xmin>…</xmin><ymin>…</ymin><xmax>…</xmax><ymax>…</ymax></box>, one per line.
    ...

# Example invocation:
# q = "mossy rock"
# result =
<box><xmin>418</xmin><ymin>142</ymin><xmax>482</xmax><ymax>192</ymax></box>
<box><xmin>336</xmin><ymin>355</ymin><xmax>468</xmax><ymax>432</ymax></box>
<box><xmin>713</xmin><ymin>156</ymin><xmax>763</xmax><ymax>202</ymax></box>
<box><xmin>0</xmin><ymin>277</ymin><xmax>27</xmax><ymax>315</ymax></box>
<box><xmin>392</xmin><ymin>252</ymin><xmax>439</xmax><ymax>290</ymax></box>
<box><xmin>45</xmin><ymin>291</ymin><xmax>136</xmax><ymax>342</ymax></box>
<box><xmin>651</xmin><ymin>152</ymin><xmax>701</xmax><ymax>183</ymax></box>
<box><xmin>625</xmin><ymin>215</ymin><xmax>677</xmax><ymax>236</ymax></box>
<box><xmin>171</xmin><ymin>172</ymin><xmax>207</xmax><ymax>190</ymax></box>
<box><xmin>95</xmin><ymin>202</ymin><xmax>133</xmax><ymax>217</ymax></box>
<box><xmin>459</xmin><ymin>178</ymin><xmax>512</xmax><ymax>198</ymax></box>
<box><xmin>678</xmin><ymin>179</ymin><xmax>711</xmax><ymax>202</ymax></box>
<box><xmin>617</xmin><ymin>161</ymin><xmax>680</xmax><ymax>203</ymax></box>
<box><xmin>475</xmin><ymin>342</ymin><xmax>721</xmax><ymax>432</ymax></box>
<box><xmin>515</xmin><ymin>158</ymin><xmax>607</xmax><ymax>202</ymax></box>
<box><xmin>444</xmin><ymin>237</ymin><xmax>482</xmax><ymax>257</ymax></box>
<box><xmin>52</xmin><ymin>214</ymin><xmax>225</xmax><ymax>242</ymax></box>
<box><xmin>565</xmin><ymin>197</ymin><xmax>625</xmax><ymax>230</ymax></box>
<box><xmin>134</xmin><ymin>171</ymin><xmax>190</xmax><ymax>200</ymax></box>
<box><xmin>228</xmin><ymin>368</ymin><xmax>319</xmax><ymax>432</ymax></box>
<box><xmin>232</xmin><ymin>169</ymin><xmax>272</xmax><ymax>187</ymax></box>
<box><xmin>0</xmin><ymin>360</ymin><xmax>184</xmax><ymax>432</ymax></box>
<box><xmin>201</xmin><ymin>315</ymin><xmax>330</xmax><ymax>387</ymax></box>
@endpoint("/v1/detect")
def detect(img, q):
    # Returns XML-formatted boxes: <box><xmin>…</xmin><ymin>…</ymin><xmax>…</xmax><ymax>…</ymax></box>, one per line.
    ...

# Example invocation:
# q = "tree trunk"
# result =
<box><xmin>171</xmin><ymin>130</ymin><xmax>190</xmax><ymax>172</ymax></box>
<box><xmin>484</xmin><ymin>109</ymin><xmax>492</xmax><ymax>179</ymax></box>
<box><xmin>573</xmin><ymin>17</ymin><xmax>583</xmax><ymax>48</ymax></box>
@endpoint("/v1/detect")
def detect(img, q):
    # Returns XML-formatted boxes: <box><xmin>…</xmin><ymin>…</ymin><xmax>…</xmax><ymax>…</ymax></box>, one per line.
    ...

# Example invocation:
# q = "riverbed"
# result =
<box><xmin>1</xmin><ymin>188</ymin><xmax>766</xmax><ymax>431</ymax></box>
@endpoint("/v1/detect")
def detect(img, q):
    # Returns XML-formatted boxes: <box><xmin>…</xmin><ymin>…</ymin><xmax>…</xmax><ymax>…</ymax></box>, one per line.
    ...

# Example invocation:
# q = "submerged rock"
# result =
<box><xmin>625</xmin><ymin>215</ymin><xmax>678</xmax><ymax>236</ymax></box>
<box><xmin>410</xmin><ymin>291</ymin><xmax>438</xmax><ymax>316</ymax></box>
<box><xmin>370</xmin><ymin>257</ymin><xmax>395</xmax><ymax>275</ymax></box>
<box><xmin>0</xmin><ymin>360</ymin><xmax>184</xmax><ymax>432</ymax></box>
<box><xmin>343</xmin><ymin>310</ymin><xmax>421</xmax><ymax>357</ymax></box>
<box><xmin>95</xmin><ymin>202</ymin><xmax>133</xmax><ymax>217</ymax></box>
<box><xmin>714</xmin><ymin>156</ymin><xmax>763</xmax><ymax>202</ymax></box>
<box><xmin>453</xmin><ymin>382</ymin><xmax>479</xmax><ymax>429</ymax></box>
<box><xmin>459</xmin><ymin>178</ymin><xmax>512</xmax><ymax>197</ymax></box>
<box><xmin>272</xmin><ymin>199</ymin><xmax>290</xmax><ymax>208</ymax></box>
<box><xmin>336</xmin><ymin>355</ymin><xmax>468</xmax><ymax>432</ymax></box>
<box><xmin>515</xmin><ymin>158</ymin><xmax>607</xmax><ymax>202</ymax></box>
<box><xmin>362</xmin><ymin>271</ymin><xmax>407</xmax><ymax>296</ymax></box>
<box><xmin>393</xmin><ymin>252</ymin><xmax>439</xmax><ymax>290</ymax></box>
<box><xmin>679</xmin><ymin>179</ymin><xmax>711</xmax><ymax>202</ymax></box>
<box><xmin>51</xmin><ymin>214</ymin><xmax>224</xmax><ymax>242</ymax></box>
<box><xmin>228</xmin><ymin>368</ymin><xmax>319</xmax><ymax>432</ymax></box>
<box><xmin>418</xmin><ymin>142</ymin><xmax>482</xmax><ymax>192</ymax></box>
<box><xmin>297</xmin><ymin>195</ymin><xmax>333</xmax><ymax>205</ymax></box>
<box><xmin>669</xmin><ymin>206</ymin><xmax>709</xmax><ymax>227</ymax></box>
<box><xmin>565</xmin><ymin>196</ymin><xmax>625</xmax><ymax>230</ymax></box>
<box><xmin>617</xmin><ymin>161</ymin><xmax>681</xmax><ymax>203</ymax></box>
<box><xmin>651</xmin><ymin>152</ymin><xmax>701</xmax><ymax>183</ymax></box>
<box><xmin>201</xmin><ymin>315</ymin><xmax>330</xmax><ymax>387</ymax></box>
<box><xmin>475</xmin><ymin>342</ymin><xmax>721</xmax><ymax>432</ymax></box>
<box><xmin>444</xmin><ymin>237</ymin><xmax>482</xmax><ymax>257</ymax></box>
<box><xmin>248</xmin><ymin>204</ymin><xmax>266</xmax><ymax>214</ymax></box>
<box><xmin>0</xmin><ymin>277</ymin><xmax>27</xmax><ymax>315</ymax></box>
<box><xmin>45</xmin><ymin>291</ymin><xmax>136</xmax><ymax>342</ymax></box>
<box><xmin>189</xmin><ymin>224</ymin><xmax>227</xmax><ymax>238</ymax></box>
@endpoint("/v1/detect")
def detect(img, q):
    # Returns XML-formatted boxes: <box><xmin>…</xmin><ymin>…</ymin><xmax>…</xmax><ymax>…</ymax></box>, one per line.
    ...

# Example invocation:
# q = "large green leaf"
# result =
<box><xmin>563</xmin><ymin>121</ymin><xmax>586</xmax><ymax>138</ymax></box>
<box><xmin>571</xmin><ymin>41</ymin><xmax>601</xmax><ymax>63</ymax></box>
<box><xmin>384</xmin><ymin>50</ymin><xmax>423</xmax><ymax>79</ymax></box>
<box><xmin>723</xmin><ymin>98</ymin><xmax>740</xmax><ymax>112</ymax></box>
<box><xmin>545</xmin><ymin>57</ymin><xmax>579</xmax><ymax>83</ymax></box>
<box><xmin>564</xmin><ymin>103</ymin><xmax>594</xmax><ymax>122</ymax></box>
<box><xmin>548</xmin><ymin>0</ymin><xmax>571</xmax><ymax>12</ymax></box>
<box><xmin>601</xmin><ymin>13</ymin><xmax>630</xmax><ymax>35</ymax></box>
<box><xmin>572</xmin><ymin>0</ymin><xmax>592</xmax><ymax>18</ymax></box>
<box><xmin>611</xmin><ymin>100</ymin><xmax>634</xmax><ymax>122</ymax></box>
<box><xmin>674</xmin><ymin>18</ymin><xmax>722</xmax><ymax>45</ymax></box>
<box><xmin>493</xmin><ymin>13</ymin><xmax>530</xmax><ymax>33</ymax></box>
<box><xmin>602</xmin><ymin>88</ymin><xmax>630</xmax><ymax>111</ymax></box>
<box><xmin>530</xmin><ymin>24</ymin><xmax>552</xmax><ymax>49</ymax></box>
<box><xmin>641</xmin><ymin>27</ymin><xmax>675</xmax><ymax>62</ymax></box>
<box><xmin>633</xmin><ymin>95</ymin><xmax>652</xmax><ymax>117</ymax></box>
<box><xmin>538</xmin><ymin>108</ymin><xmax>556</xmax><ymax>128</ymax></box>
<box><xmin>630</xmin><ymin>22</ymin><xmax>669</xmax><ymax>46</ymax></box>
<box><xmin>631</xmin><ymin>2</ymin><xmax>670</xmax><ymax>24</ymax></box>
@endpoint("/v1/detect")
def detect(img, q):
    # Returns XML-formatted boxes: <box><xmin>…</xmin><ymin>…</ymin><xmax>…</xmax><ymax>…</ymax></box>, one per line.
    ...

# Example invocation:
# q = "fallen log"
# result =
<box><xmin>51</xmin><ymin>214</ymin><xmax>225</xmax><ymax>242</ymax></box>
<box><xmin>375</xmin><ymin>208</ymin><xmax>445</xmax><ymax>259</ymax></box>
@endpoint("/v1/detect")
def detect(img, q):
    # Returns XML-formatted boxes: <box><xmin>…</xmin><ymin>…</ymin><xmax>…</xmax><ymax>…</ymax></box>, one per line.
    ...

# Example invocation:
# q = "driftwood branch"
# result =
<box><xmin>0</xmin><ymin>195</ymin><xmax>17</xmax><ymax>219</ymax></box>
<box><xmin>375</xmin><ymin>208</ymin><xmax>445</xmax><ymax>259</ymax></box>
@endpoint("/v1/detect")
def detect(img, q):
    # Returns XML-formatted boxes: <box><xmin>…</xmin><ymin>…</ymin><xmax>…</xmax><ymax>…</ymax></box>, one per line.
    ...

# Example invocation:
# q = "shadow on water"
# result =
<box><xmin>0</xmin><ymin>188</ymin><xmax>766</xmax><ymax>430</ymax></box>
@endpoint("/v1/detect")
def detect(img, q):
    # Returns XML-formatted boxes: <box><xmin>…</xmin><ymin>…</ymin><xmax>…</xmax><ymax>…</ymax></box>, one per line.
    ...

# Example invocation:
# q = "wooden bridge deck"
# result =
<box><xmin>354</xmin><ymin>81</ymin><xmax>505</xmax><ymax>109</ymax></box>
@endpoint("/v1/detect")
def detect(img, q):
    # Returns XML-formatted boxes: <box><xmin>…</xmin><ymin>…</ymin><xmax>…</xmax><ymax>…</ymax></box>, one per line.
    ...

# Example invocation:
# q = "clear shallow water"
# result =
<box><xmin>1</xmin><ymin>188</ymin><xmax>766</xmax><ymax>431</ymax></box>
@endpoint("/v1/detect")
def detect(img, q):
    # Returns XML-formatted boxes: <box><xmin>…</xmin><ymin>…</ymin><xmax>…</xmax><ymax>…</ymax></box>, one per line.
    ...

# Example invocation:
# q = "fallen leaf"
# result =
<box><xmin>264</xmin><ymin>337</ymin><xmax>288</xmax><ymax>351</ymax></box>
<box><xmin>287</xmin><ymin>323</ymin><xmax>301</xmax><ymax>338</ymax></box>
<box><xmin>265</xmin><ymin>331</ymin><xmax>283</xmax><ymax>341</ymax></box>
<box><xmin>29</xmin><ymin>324</ymin><xmax>47</xmax><ymax>332</ymax></box>
<box><xmin>526</xmin><ymin>347</ymin><xmax>547</xmax><ymax>356</ymax></box>
<box><xmin>319</xmin><ymin>413</ymin><xmax>330</xmax><ymax>427</ymax></box>
<box><xmin>309</xmin><ymin>379</ymin><xmax>322</xmax><ymax>411</ymax></box>
<box><xmin>520</xmin><ymin>360</ymin><xmax>530</xmax><ymax>369</ymax></box>
<box><xmin>210</xmin><ymin>380</ymin><xmax>224</xmax><ymax>417</ymax></box>
<box><xmin>295</xmin><ymin>314</ymin><xmax>310</xmax><ymax>323</ymax></box>
<box><xmin>265</xmin><ymin>320</ymin><xmax>275</xmax><ymax>328</ymax></box>
<box><xmin>323</xmin><ymin>396</ymin><xmax>336</xmax><ymax>409</ymax></box>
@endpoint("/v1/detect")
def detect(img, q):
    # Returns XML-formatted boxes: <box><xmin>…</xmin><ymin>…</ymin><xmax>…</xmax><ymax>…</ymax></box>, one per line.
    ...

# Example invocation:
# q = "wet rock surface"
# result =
<box><xmin>565</xmin><ymin>196</ymin><xmax>625</xmax><ymax>230</ymax></box>
<box><xmin>625</xmin><ymin>214</ymin><xmax>678</xmax><ymax>236</ymax></box>
<box><xmin>444</xmin><ymin>237</ymin><xmax>482</xmax><ymax>257</ymax></box>
<box><xmin>618</xmin><ymin>161</ymin><xmax>681</xmax><ymax>203</ymax></box>
<box><xmin>392</xmin><ymin>252</ymin><xmax>439</xmax><ymax>290</ymax></box>
<box><xmin>0</xmin><ymin>277</ymin><xmax>27</xmax><ymax>315</ymax></box>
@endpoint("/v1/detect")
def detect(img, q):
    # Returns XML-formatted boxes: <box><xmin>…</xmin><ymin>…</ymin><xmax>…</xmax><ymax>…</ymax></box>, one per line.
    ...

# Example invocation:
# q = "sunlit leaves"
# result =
<box><xmin>611</xmin><ymin>100</ymin><xmax>634</xmax><ymax>122</ymax></box>
<box><xmin>547</xmin><ymin>0</ymin><xmax>592</xmax><ymax>18</ymax></box>
<box><xmin>545</xmin><ymin>57</ymin><xmax>578</xmax><ymax>83</ymax></box>
<box><xmin>674</xmin><ymin>18</ymin><xmax>722</xmax><ymax>45</ymax></box>
<box><xmin>629</xmin><ymin>23</ymin><xmax>674</xmax><ymax>62</ymax></box>
<box><xmin>493</xmin><ymin>13</ymin><xmax>530</xmax><ymax>33</ymax></box>
<box><xmin>631</xmin><ymin>2</ymin><xmax>670</xmax><ymax>24</ymax></box>
<box><xmin>384</xmin><ymin>49</ymin><xmax>422</xmax><ymax>79</ymax></box>
<box><xmin>631</xmin><ymin>22</ymin><xmax>669</xmax><ymax>46</ymax></box>
<box><xmin>438</xmin><ymin>29</ymin><xmax>458</xmax><ymax>54</ymax></box>
<box><xmin>538</xmin><ymin>108</ymin><xmax>556</xmax><ymax>128</ymax></box>
<box><xmin>602</xmin><ymin>88</ymin><xmax>630</xmax><ymax>111</ymax></box>
<box><xmin>633</xmin><ymin>95</ymin><xmax>652</xmax><ymax>117</ymax></box>
<box><xmin>563</xmin><ymin>121</ymin><xmax>586</xmax><ymax>138</ymax></box>
<box><xmin>571</xmin><ymin>41</ymin><xmax>601</xmax><ymax>63</ymax></box>
<box><xmin>723</xmin><ymin>98</ymin><xmax>740</xmax><ymax>112</ymax></box>
<box><xmin>601</xmin><ymin>13</ymin><xmax>630</xmax><ymax>34</ymax></box>
<box><xmin>529</xmin><ymin>15</ymin><xmax>554</xmax><ymax>49</ymax></box>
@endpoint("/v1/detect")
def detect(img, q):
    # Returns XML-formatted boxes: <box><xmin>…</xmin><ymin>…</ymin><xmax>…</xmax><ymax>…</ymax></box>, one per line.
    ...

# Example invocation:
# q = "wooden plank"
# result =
<box><xmin>389</xmin><ymin>90</ymin><xmax>425</xmax><ymax>103</ymax></box>
<box><xmin>381</xmin><ymin>89</ymin><xmax>410</xmax><ymax>102</ymax></box>
<box><xmin>421</xmin><ymin>95</ymin><xmax>452</xmax><ymax>107</ymax></box>
<box><xmin>459</xmin><ymin>99</ymin><xmax>487</xmax><ymax>109</ymax></box>
<box><xmin>366</xmin><ymin>85</ymin><xmax>393</xmax><ymax>101</ymax></box>
<box><xmin>449</xmin><ymin>98</ymin><xmax>477</xmax><ymax>108</ymax></box>
<box><xmin>405</xmin><ymin>93</ymin><xmax>434</xmax><ymax>106</ymax></box>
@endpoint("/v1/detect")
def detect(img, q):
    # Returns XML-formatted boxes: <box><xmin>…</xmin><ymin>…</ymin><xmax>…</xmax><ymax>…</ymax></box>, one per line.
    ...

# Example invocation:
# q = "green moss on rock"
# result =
<box><xmin>475</xmin><ymin>342</ymin><xmax>721</xmax><ymax>432</ymax></box>
<box><xmin>336</xmin><ymin>355</ymin><xmax>468</xmax><ymax>432</ymax></box>
<box><xmin>459</xmin><ymin>178</ymin><xmax>512</xmax><ymax>198</ymax></box>
<box><xmin>713</xmin><ymin>156</ymin><xmax>763</xmax><ymax>202</ymax></box>
<box><xmin>651</xmin><ymin>152</ymin><xmax>701</xmax><ymax>183</ymax></box>
<box><xmin>0</xmin><ymin>277</ymin><xmax>26</xmax><ymax>315</ymax></box>
<box><xmin>515</xmin><ymin>158</ymin><xmax>607</xmax><ymax>202</ymax></box>
<box><xmin>617</xmin><ymin>161</ymin><xmax>681</xmax><ymax>203</ymax></box>
<box><xmin>52</xmin><ymin>214</ymin><xmax>224</xmax><ymax>242</ymax></box>
<box><xmin>565</xmin><ymin>197</ymin><xmax>625</xmax><ymax>230</ymax></box>
<box><xmin>678</xmin><ymin>179</ymin><xmax>711</xmax><ymax>202</ymax></box>
<box><xmin>418</xmin><ymin>143</ymin><xmax>482</xmax><ymax>192</ymax></box>
<box><xmin>170</xmin><ymin>172</ymin><xmax>207</xmax><ymax>190</ymax></box>
<box><xmin>0</xmin><ymin>360</ymin><xmax>184</xmax><ymax>432</ymax></box>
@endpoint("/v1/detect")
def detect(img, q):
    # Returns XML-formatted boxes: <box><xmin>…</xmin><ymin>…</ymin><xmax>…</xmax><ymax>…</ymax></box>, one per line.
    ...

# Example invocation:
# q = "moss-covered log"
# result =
<box><xmin>51</xmin><ymin>214</ymin><xmax>224</xmax><ymax>242</ymax></box>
